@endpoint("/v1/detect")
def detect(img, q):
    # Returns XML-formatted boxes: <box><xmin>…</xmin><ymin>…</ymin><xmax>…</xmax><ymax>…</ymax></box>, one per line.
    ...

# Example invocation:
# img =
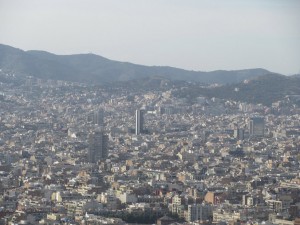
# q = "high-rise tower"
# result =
<box><xmin>88</xmin><ymin>129</ymin><xmax>108</xmax><ymax>163</ymax></box>
<box><xmin>93</xmin><ymin>109</ymin><xmax>104</xmax><ymax>126</ymax></box>
<box><xmin>135</xmin><ymin>109</ymin><xmax>144</xmax><ymax>135</ymax></box>
<box><xmin>249</xmin><ymin>117</ymin><xmax>264</xmax><ymax>137</ymax></box>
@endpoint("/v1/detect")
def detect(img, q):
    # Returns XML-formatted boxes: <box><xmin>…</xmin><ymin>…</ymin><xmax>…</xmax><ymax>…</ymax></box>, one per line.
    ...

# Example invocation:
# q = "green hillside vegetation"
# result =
<box><xmin>0</xmin><ymin>44</ymin><xmax>270</xmax><ymax>84</ymax></box>
<box><xmin>174</xmin><ymin>74</ymin><xmax>300</xmax><ymax>106</ymax></box>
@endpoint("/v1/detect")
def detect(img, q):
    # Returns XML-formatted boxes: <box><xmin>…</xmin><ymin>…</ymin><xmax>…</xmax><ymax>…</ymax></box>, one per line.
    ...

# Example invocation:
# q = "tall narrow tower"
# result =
<box><xmin>135</xmin><ymin>109</ymin><xmax>144</xmax><ymax>135</ymax></box>
<box><xmin>93</xmin><ymin>109</ymin><xmax>104</xmax><ymax>126</ymax></box>
<box><xmin>88</xmin><ymin>129</ymin><xmax>108</xmax><ymax>163</ymax></box>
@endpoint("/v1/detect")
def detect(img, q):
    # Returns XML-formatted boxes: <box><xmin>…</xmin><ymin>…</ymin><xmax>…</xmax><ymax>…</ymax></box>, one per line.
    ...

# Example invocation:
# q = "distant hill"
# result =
<box><xmin>0</xmin><ymin>44</ymin><xmax>271</xmax><ymax>84</ymax></box>
<box><xmin>213</xmin><ymin>74</ymin><xmax>300</xmax><ymax>105</ymax></box>
<box><xmin>174</xmin><ymin>73</ymin><xmax>300</xmax><ymax>106</ymax></box>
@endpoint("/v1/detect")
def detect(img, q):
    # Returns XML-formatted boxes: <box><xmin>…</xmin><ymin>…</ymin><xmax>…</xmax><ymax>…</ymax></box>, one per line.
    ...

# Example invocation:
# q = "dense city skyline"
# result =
<box><xmin>1</xmin><ymin>1</ymin><xmax>300</xmax><ymax>224</ymax></box>
<box><xmin>0</xmin><ymin>70</ymin><xmax>300</xmax><ymax>224</ymax></box>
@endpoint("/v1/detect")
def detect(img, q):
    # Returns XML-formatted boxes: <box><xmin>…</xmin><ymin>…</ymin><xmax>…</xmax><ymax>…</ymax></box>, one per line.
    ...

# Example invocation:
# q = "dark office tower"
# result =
<box><xmin>88</xmin><ymin>129</ymin><xmax>108</xmax><ymax>163</ymax></box>
<box><xmin>135</xmin><ymin>109</ymin><xmax>144</xmax><ymax>135</ymax></box>
<box><xmin>234</xmin><ymin>128</ymin><xmax>245</xmax><ymax>140</ymax></box>
<box><xmin>249</xmin><ymin>117</ymin><xmax>265</xmax><ymax>137</ymax></box>
<box><xmin>93</xmin><ymin>109</ymin><xmax>104</xmax><ymax>126</ymax></box>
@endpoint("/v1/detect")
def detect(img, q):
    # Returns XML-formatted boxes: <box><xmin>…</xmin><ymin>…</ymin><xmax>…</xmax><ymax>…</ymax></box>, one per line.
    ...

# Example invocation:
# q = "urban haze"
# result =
<box><xmin>0</xmin><ymin>1</ymin><xmax>300</xmax><ymax>225</ymax></box>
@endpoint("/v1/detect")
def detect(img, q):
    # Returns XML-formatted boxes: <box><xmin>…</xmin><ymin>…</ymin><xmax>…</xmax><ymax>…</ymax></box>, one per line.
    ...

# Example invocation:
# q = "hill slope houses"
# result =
<box><xmin>174</xmin><ymin>73</ymin><xmax>300</xmax><ymax>106</ymax></box>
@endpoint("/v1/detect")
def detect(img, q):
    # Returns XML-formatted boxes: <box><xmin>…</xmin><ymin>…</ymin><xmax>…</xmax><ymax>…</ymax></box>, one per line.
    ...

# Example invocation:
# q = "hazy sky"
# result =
<box><xmin>0</xmin><ymin>0</ymin><xmax>299</xmax><ymax>74</ymax></box>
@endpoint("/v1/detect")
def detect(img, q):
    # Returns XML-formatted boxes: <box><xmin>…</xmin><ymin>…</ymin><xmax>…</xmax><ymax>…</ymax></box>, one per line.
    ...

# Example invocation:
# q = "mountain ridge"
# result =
<box><xmin>0</xmin><ymin>43</ymin><xmax>272</xmax><ymax>84</ymax></box>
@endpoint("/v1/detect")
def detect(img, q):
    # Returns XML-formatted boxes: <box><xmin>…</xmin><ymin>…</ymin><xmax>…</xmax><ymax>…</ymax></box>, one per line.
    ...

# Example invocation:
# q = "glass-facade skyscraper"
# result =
<box><xmin>88</xmin><ymin>129</ymin><xmax>108</xmax><ymax>163</ymax></box>
<box><xmin>135</xmin><ymin>109</ymin><xmax>144</xmax><ymax>135</ymax></box>
<box><xmin>249</xmin><ymin>117</ymin><xmax>264</xmax><ymax>137</ymax></box>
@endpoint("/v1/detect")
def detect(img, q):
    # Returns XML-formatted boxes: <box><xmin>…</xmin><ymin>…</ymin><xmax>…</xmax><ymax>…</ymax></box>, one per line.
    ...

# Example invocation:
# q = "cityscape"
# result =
<box><xmin>0</xmin><ymin>0</ymin><xmax>300</xmax><ymax>224</ymax></box>
<box><xmin>0</xmin><ymin>69</ymin><xmax>299</xmax><ymax>224</ymax></box>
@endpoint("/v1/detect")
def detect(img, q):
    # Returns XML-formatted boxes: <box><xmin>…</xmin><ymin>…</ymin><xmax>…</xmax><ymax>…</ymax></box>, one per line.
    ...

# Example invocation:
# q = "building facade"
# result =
<box><xmin>135</xmin><ymin>109</ymin><xmax>144</xmax><ymax>135</ymax></box>
<box><xmin>88</xmin><ymin>130</ymin><xmax>108</xmax><ymax>163</ymax></box>
<box><xmin>93</xmin><ymin>109</ymin><xmax>104</xmax><ymax>126</ymax></box>
<box><xmin>249</xmin><ymin>117</ymin><xmax>264</xmax><ymax>137</ymax></box>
